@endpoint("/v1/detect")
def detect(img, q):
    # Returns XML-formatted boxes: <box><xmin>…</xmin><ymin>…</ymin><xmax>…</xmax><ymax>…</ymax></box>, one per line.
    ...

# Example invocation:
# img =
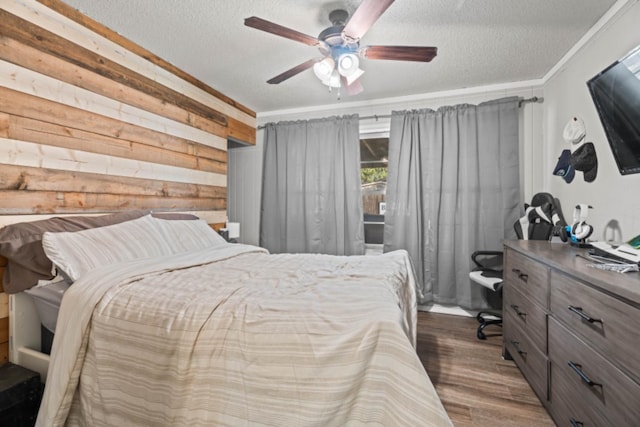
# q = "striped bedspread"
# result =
<box><xmin>37</xmin><ymin>244</ymin><xmax>452</xmax><ymax>426</ymax></box>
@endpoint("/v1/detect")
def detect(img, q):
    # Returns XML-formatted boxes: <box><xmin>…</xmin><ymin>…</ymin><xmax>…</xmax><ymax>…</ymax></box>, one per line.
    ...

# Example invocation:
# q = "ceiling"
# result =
<box><xmin>61</xmin><ymin>0</ymin><xmax>617</xmax><ymax>114</ymax></box>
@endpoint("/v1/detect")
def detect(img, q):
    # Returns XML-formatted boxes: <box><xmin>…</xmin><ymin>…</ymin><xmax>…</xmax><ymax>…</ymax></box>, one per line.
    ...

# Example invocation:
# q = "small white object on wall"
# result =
<box><xmin>562</xmin><ymin>116</ymin><xmax>586</xmax><ymax>144</ymax></box>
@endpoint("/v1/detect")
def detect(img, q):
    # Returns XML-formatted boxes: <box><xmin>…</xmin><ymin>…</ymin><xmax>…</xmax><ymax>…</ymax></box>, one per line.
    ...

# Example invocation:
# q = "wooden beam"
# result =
<box><xmin>1</xmin><ymin>137</ymin><xmax>226</xmax><ymax>188</ymax></box>
<box><xmin>0</xmin><ymin>342</ymin><xmax>7</xmax><ymax>365</ymax></box>
<box><xmin>5</xmin><ymin>114</ymin><xmax>227</xmax><ymax>175</ymax></box>
<box><xmin>228</xmin><ymin>117</ymin><xmax>257</xmax><ymax>145</ymax></box>
<box><xmin>0</xmin><ymin>316</ymin><xmax>7</xmax><ymax>344</ymax></box>
<box><xmin>0</xmin><ymin>190</ymin><xmax>226</xmax><ymax>214</ymax></box>
<box><xmin>0</xmin><ymin>88</ymin><xmax>227</xmax><ymax>164</ymax></box>
<box><xmin>0</xmin><ymin>257</ymin><xmax>5</xmax><ymax>293</ymax></box>
<box><xmin>0</xmin><ymin>163</ymin><xmax>227</xmax><ymax>199</ymax></box>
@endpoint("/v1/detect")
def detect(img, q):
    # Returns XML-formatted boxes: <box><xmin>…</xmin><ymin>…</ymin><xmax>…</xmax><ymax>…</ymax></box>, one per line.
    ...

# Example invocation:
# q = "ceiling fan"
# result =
<box><xmin>244</xmin><ymin>0</ymin><xmax>438</xmax><ymax>96</ymax></box>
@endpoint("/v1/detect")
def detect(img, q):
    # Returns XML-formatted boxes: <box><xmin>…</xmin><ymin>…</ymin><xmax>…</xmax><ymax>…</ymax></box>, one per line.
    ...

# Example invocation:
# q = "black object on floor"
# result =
<box><xmin>0</xmin><ymin>362</ymin><xmax>43</xmax><ymax>427</ymax></box>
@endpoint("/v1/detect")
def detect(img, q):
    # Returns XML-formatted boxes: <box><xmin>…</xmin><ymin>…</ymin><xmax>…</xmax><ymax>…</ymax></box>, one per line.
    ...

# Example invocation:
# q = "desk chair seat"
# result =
<box><xmin>469</xmin><ymin>252</ymin><xmax>504</xmax><ymax>340</ymax></box>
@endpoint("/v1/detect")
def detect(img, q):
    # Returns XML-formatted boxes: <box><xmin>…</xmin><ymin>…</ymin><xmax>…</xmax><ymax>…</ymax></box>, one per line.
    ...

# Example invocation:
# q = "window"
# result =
<box><xmin>360</xmin><ymin>136</ymin><xmax>388</xmax><ymax>245</ymax></box>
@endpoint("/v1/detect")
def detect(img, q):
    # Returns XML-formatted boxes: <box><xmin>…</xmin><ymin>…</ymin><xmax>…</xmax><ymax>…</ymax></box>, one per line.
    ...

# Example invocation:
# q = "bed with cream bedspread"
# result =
<box><xmin>37</xmin><ymin>244</ymin><xmax>452</xmax><ymax>426</ymax></box>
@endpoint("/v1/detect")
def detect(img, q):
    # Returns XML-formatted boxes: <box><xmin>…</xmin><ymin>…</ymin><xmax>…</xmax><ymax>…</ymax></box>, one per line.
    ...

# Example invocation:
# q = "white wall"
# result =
<box><xmin>544</xmin><ymin>0</ymin><xmax>640</xmax><ymax>242</ymax></box>
<box><xmin>228</xmin><ymin>145</ymin><xmax>262</xmax><ymax>245</ymax></box>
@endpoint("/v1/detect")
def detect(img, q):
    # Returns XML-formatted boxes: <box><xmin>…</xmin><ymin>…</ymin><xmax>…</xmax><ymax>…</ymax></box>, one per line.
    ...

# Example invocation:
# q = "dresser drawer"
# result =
<box><xmin>504</xmin><ymin>248</ymin><xmax>549</xmax><ymax>309</ymax></box>
<box><xmin>504</xmin><ymin>315</ymin><xmax>548</xmax><ymax>403</ymax></box>
<box><xmin>504</xmin><ymin>285</ymin><xmax>547</xmax><ymax>353</ymax></box>
<box><xmin>548</xmin><ymin>369</ymin><xmax>611</xmax><ymax>427</ymax></box>
<box><xmin>550</xmin><ymin>270</ymin><xmax>640</xmax><ymax>383</ymax></box>
<box><xmin>548</xmin><ymin>318</ymin><xmax>640</xmax><ymax>427</ymax></box>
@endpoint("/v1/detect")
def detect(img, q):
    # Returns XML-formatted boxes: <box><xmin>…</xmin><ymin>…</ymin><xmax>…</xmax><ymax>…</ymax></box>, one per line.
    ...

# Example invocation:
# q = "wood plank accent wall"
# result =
<box><xmin>0</xmin><ymin>0</ymin><xmax>256</xmax><ymax>218</ymax></box>
<box><xmin>0</xmin><ymin>0</ymin><xmax>257</xmax><ymax>358</ymax></box>
<box><xmin>0</xmin><ymin>255</ymin><xmax>8</xmax><ymax>363</ymax></box>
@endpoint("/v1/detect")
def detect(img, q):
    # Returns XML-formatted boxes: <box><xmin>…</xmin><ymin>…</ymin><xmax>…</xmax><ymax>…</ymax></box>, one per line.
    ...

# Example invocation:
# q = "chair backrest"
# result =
<box><xmin>514</xmin><ymin>192</ymin><xmax>566</xmax><ymax>241</ymax></box>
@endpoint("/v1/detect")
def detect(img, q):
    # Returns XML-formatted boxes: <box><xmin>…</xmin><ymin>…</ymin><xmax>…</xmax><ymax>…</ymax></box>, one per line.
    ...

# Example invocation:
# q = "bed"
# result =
<box><xmin>1</xmin><ymin>212</ymin><xmax>452</xmax><ymax>426</ymax></box>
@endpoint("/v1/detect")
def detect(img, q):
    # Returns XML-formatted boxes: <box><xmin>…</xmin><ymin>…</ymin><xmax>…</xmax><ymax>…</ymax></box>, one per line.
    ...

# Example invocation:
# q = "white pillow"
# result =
<box><xmin>150</xmin><ymin>217</ymin><xmax>227</xmax><ymax>253</ymax></box>
<box><xmin>42</xmin><ymin>214</ymin><xmax>173</xmax><ymax>281</ymax></box>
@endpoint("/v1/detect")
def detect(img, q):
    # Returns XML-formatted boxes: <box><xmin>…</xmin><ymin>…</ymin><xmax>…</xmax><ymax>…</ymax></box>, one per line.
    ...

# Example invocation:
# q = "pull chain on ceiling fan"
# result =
<box><xmin>244</xmin><ymin>0</ymin><xmax>438</xmax><ymax>97</ymax></box>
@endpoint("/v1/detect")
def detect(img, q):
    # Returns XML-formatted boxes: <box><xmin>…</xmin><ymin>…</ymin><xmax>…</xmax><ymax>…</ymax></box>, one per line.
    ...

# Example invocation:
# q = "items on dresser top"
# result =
<box><xmin>503</xmin><ymin>240</ymin><xmax>640</xmax><ymax>427</ymax></box>
<box><xmin>590</xmin><ymin>240</ymin><xmax>640</xmax><ymax>264</ymax></box>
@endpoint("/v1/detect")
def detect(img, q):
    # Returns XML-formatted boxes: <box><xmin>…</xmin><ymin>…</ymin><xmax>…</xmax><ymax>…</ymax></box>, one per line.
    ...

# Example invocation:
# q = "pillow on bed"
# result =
<box><xmin>42</xmin><ymin>214</ymin><xmax>175</xmax><ymax>282</ymax></box>
<box><xmin>151</xmin><ymin>217</ymin><xmax>228</xmax><ymax>253</ymax></box>
<box><xmin>0</xmin><ymin>210</ymin><xmax>151</xmax><ymax>293</ymax></box>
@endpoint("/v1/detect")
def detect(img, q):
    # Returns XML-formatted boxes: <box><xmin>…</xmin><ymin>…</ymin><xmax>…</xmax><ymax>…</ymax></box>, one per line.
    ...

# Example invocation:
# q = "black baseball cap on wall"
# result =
<box><xmin>570</xmin><ymin>142</ymin><xmax>598</xmax><ymax>182</ymax></box>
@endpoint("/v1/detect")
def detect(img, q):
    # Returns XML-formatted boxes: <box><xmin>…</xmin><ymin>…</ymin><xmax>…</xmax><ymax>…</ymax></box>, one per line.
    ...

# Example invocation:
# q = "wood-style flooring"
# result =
<box><xmin>417</xmin><ymin>312</ymin><xmax>556</xmax><ymax>427</ymax></box>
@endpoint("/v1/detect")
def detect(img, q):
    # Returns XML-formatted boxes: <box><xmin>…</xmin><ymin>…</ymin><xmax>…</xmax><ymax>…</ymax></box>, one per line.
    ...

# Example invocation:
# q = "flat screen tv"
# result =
<box><xmin>587</xmin><ymin>44</ymin><xmax>640</xmax><ymax>175</ymax></box>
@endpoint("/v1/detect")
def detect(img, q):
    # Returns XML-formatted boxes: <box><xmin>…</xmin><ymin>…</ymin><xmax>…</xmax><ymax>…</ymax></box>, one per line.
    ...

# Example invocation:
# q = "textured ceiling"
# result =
<box><xmin>61</xmin><ymin>0</ymin><xmax>617</xmax><ymax>114</ymax></box>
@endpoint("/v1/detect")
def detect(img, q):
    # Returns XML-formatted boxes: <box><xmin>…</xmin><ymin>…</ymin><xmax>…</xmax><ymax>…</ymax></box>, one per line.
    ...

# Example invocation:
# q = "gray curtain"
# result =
<box><xmin>260</xmin><ymin>115</ymin><xmax>365</xmax><ymax>255</ymax></box>
<box><xmin>383</xmin><ymin>97</ymin><xmax>521</xmax><ymax>308</ymax></box>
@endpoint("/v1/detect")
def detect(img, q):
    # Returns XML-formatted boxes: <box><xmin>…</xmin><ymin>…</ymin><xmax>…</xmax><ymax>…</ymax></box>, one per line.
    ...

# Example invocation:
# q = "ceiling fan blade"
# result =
<box><xmin>245</xmin><ymin>17</ymin><xmax>320</xmax><ymax>47</ymax></box>
<box><xmin>342</xmin><ymin>0</ymin><xmax>395</xmax><ymax>43</ymax></box>
<box><xmin>267</xmin><ymin>58</ymin><xmax>320</xmax><ymax>84</ymax></box>
<box><xmin>361</xmin><ymin>45</ymin><xmax>438</xmax><ymax>62</ymax></box>
<box><xmin>341</xmin><ymin>76</ymin><xmax>364</xmax><ymax>96</ymax></box>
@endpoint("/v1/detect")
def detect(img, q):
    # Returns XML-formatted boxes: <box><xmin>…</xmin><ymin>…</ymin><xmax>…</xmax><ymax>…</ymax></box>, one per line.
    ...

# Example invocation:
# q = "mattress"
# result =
<box><xmin>24</xmin><ymin>277</ymin><xmax>69</xmax><ymax>334</ymax></box>
<box><xmin>24</xmin><ymin>277</ymin><xmax>70</xmax><ymax>355</ymax></box>
<box><xmin>37</xmin><ymin>244</ymin><xmax>452</xmax><ymax>426</ymax></box>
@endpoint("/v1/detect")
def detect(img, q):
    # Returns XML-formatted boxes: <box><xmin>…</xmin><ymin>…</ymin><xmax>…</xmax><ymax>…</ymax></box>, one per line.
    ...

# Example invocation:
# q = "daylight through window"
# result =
<box><xmin>360</xmin><ymin>137</ymin><xmax>388</xmax><ymax>245</ymax></box>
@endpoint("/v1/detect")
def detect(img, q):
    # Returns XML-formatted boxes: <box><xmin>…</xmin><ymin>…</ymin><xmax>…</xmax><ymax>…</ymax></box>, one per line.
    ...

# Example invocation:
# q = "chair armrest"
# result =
<box><xmin>471</xmin><ymin>250</ymin><xmax>504</xmax><ymax>272</ymax></box>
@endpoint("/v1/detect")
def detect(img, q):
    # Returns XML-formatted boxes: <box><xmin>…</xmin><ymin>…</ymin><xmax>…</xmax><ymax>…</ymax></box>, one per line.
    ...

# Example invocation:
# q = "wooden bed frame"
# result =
<box><xmin>2</xmin><ymin>254</ymin><xmax>49</xmax><ymax>379</ymax></box>
<box><xmin>9</xmin><ymin>291</ymin><xmax>49</xmax><ymax>381</ymax></box>
<box><xmin>0</xmin><ymin>255</ymin><xmax>8</xmax><ymax>364</ymax></box>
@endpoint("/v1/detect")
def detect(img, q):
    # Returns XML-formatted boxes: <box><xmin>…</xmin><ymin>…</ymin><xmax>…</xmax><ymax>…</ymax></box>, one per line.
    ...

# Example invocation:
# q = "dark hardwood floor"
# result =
<box><xmin>417</xmin><ymin>312</ymin><xmax>556</xmax><ymax>427</ymax></box>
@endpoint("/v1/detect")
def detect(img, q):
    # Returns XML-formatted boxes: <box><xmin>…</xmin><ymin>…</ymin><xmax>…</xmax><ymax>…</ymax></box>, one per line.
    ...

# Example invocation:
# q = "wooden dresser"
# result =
<box><xmin>503</xmin><ymin>240</ymin><xmax>640</xmax><ymax>427</ymax></box>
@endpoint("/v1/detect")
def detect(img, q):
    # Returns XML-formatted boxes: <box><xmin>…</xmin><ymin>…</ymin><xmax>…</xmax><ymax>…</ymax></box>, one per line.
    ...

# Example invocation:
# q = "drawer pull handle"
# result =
<box><xmin>510</xmin><ymin>304</ymin><xmax>527</xmax><ymax>319</ymax></box>
<box><xmin>568</xmin><ymin>361</ymin><xmax>601</xmax><ymax>387</ymax></box>
<box><xmin>510</xmin><ymin>340</ymin><xmax>527</xmax><ymax>357</ymax></box>
<box><xmin>570</xmin><ymin>418</ymin><xmax>584</xmax><ymax>427</ymax></box>
<box><xmin>511</xmin><ymin>268</ymin><xmax>529</xmax><ymax>281</ymax></box>
<box><xmin>568</xmin><ymin>306</ymin><xmax>603</xmax><ymax>324</ymax></box>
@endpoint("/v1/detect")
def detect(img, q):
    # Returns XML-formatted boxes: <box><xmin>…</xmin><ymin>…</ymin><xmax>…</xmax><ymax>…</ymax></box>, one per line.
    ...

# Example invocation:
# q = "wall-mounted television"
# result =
<box><xmin>587</xmin><ymin>44</ymin><xmax>640</xmax><ymax>175</ymax></box>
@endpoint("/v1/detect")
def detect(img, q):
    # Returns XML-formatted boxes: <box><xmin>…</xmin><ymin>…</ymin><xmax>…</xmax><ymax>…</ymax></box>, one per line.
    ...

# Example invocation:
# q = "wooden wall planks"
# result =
<box><xmin>0</xmin><ymin>0</ymin><xmax>256</xmax><ymax>217</ymax></box>
<box><xmin>0</xmin><ymin>15</ymin><xmax>233</xmax><ymax>135</ymax></box>
<box><xmin>1</xmin><ymin>0</ymin><xmax>256</xmax><ymax>359</ymax></box>
<box><xmin>34</xmin><ymin>0</ymin><xmax>255</xmax><ymax>119</ymax></box>
<box><xmin>0</xmin><ymin>256</ymin><xmax>6</xmax><ymax>363</ymax></box>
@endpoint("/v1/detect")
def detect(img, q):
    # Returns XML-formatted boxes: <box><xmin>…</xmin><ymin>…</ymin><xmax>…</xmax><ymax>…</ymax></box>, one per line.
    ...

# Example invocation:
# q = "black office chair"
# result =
<box><xmin>470</xmin><ymin>251</ymin><xmax>504</xmax><ymax>339</ymax></box>
<box><xmin>470</xmin><ymin>193</ymin><xmax>566</xmax><ymax>340</ymax></box>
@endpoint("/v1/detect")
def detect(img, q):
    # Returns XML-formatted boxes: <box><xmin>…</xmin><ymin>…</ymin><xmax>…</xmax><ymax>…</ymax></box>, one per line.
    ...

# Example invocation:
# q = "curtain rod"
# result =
<box><xmin>358</xmin><ymin>96</ymin><xmax>543</xmax><ymax>122</ymax></box>
<box><xmin>257</xmin><ymin>96</ymin><xmax>543</xmax><ymax>129</ymax></box>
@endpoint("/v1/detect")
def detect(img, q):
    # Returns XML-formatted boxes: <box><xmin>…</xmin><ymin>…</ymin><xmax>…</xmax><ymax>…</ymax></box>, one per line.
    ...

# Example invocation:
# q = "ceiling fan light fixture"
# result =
<box><xmin>323</xmin><ymin>69</ymin><xmax>341</xmax><ymax>88</ymax></box>
<box><xmin>337</xmin><ymin>53</ymin><xmax>360</xmax><ymax>77</ymax></box>
<box><xmin>245</xmin><ymin>0</ymin><xmax>437</xmax><ymax>99</ymax></box>
<box><xmin>313</xmin><ymin>57</ymin><xmax>335</xmax><ymax>81</ymax></box>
